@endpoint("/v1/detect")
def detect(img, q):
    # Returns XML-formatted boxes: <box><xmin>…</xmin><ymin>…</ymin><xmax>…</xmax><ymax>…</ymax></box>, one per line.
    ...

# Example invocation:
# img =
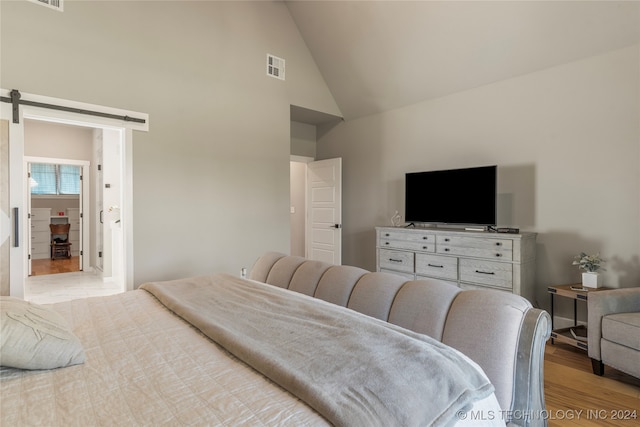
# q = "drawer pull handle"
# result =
<box><xmin>422</xmin><ymin>246</ymin><xmax>428</xmax><ymax>250</ymax></box>
<box><xmin>428</xmin><ymin>264</ymin><xmax>444</xmax><ymax>268</ymax></box>
<box><xmin>495</xmin><ymin>242</ymin><xmax>502</xmax><ymax>246</ymax></box>
<box><xmin>444</xmin><ymin>248</ymin><xmax>450</xmax><ymax>252</ymax></box>
<box><xmin>422</xmin><ymin>236</ymin><xmax>428</xmax><ymax>240</ymax></box>
<box><xmin>444</xmin><ymin>238</ymin><xmax>450</xmax><ymax>242</ymax></box>
<box><xmin>389</xmin><ymin>258</ymin><xmax>403</xmax><ymax>263</ymax></box>
<box><xmin>385</xmin><ymin>242</ymin><xmax>390</xmax><ymax>245</ymax></box>
<box><xmin>495</xmin><ymin>253</ymin><xmax>502</xmax><ymax>257</ymax></box>
<box><xmin>475</xmin><ymin>270</ymin><xmax>495</xmax><ymax>275</ymax></box>
<box><xmin>385</xmin><ymin>233</ymin><xmax>390</xmax><ymax>237</ymax></box>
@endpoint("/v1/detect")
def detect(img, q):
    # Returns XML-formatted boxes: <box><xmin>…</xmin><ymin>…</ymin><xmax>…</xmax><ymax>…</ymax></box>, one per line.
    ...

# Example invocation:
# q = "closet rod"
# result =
<box><xmin>0</xmin><ymin>89</ymin><xmax>146</xmax><ymax>124</ymax></box>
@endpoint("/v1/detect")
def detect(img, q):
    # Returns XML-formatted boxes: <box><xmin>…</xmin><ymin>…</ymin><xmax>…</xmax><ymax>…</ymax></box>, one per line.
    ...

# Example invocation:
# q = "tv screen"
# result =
<box><xmin>405</xmin><ymin>165</ymin><xmax>497</xmax><ymax>226</ymax></box>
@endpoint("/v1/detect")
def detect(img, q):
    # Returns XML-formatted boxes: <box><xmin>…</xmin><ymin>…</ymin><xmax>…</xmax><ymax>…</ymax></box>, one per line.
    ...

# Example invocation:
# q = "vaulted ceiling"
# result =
<box><xmin>285</xmin><ymin>1</ymin><xmax>640</xmax><ymax>121</ymax></box>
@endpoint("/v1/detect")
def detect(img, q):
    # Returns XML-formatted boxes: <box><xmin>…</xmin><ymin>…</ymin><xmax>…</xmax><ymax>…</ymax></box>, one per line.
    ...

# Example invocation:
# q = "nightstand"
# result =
<box><xmin>547</xmin><ymin>284</ymin><xmax>613</xmax><ymax>351</ymax></box>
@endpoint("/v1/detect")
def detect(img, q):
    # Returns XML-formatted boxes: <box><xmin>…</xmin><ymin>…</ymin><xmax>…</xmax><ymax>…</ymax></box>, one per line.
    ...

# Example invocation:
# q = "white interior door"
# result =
<box><xmin>306</xmin><ymin>158</ymin><xmax>342</xmax><ymax>265</ymax></box>
<box><xmin>100</xmin><ymin>131</ymin><xmax>123</xmax><ymax>280</ymax></box>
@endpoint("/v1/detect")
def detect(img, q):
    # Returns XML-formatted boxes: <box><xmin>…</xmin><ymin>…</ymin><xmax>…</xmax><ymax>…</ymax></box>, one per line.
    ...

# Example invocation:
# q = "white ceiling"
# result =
<box><xmin>285</xmin><ymin>1</ymin><xmax>640</xmax><ymax>120</ymax></box>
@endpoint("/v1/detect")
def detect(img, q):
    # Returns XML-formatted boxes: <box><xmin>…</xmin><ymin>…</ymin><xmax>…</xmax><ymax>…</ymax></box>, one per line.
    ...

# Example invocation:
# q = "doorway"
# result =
<box><xmin>22</xmin><ymin>120</ymin><xmax>123</xmax><ymax>303</ymax></box>
<box><xmin>290</xmin><ymin>156</ymin><xmax>312</xmax><ymax>257</ymax></box>
<box><xmin>26</xmin><ymin>157</ymin><xmax>88</xmax><ymax>276</ymax></box>
<box><xmin>290</xmin><ymin>156</ymin><xmax>342</xmax><ymax>264</ymax></box>
<box><xmin>289</xmin><ymin>109</ymin><xmax>344</xmax><ymax>265</ymax></box>
<box><xmin>1</xmin><ymin>89</ymin><xmax>148</xmax><ymax>299</ymax></box>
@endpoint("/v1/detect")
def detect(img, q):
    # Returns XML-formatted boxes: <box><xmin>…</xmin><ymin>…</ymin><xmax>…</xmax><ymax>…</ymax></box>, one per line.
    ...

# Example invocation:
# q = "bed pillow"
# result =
<box><xmin>0</xmin><ymin>297</ymin><xmax>85</xmax><ymax>370</ymax></box>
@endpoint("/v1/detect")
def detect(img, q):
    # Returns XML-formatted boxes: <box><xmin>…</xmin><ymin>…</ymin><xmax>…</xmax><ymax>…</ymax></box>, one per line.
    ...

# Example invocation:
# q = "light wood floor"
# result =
<box><xmin>545</xmin><ymin>342</ymin><xmax>639</xmax><ymax>426</ymax></box>
<box><xmin>31</xmin><ymin>256</ymin><xmax>81</xmax><ymax>276</ymax></box>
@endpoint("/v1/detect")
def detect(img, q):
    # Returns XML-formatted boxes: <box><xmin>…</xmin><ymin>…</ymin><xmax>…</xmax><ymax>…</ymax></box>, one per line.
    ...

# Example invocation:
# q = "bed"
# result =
<box><xmin>1</xmin><ymin>252</ymin><xmax>551</xmax><ymax>427</ymax></box>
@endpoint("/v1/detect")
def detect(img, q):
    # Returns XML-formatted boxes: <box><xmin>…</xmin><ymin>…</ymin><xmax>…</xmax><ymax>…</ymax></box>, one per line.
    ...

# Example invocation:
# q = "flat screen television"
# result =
<box><xmin>405</xmin><ymin>165</ymin><xmax>497</xmax><ymax>226</ymax></box>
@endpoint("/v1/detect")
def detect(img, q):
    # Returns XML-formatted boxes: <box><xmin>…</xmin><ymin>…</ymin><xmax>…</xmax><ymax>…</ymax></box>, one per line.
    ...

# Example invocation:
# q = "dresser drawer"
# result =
<box><xmin>32</xmin><ymin>241</ymin><xmax>49</xmax><ymax>253</ymax></box>
<box><xmin>30</xmin><ymin>208</ymin><xmax>51</xmax><ymax>221</ymax></box>
<box><xmin>437</xmin><ymin>235</ymin><xmax>513</xmax><ymax>261</ymax></box>
<box><xmin>459</xmin><ymin>259</ymin><xmax>513</xmax><ymax>289</ymax></box>
<box><xmin>31</xmin><ymin>220</ymin><xmax>50</xmax><ymax>233</ymax></box>
<box><xmin>66</xmin><ymin>208</ymin><xmax>80</xmax><ymax>220</ymax></box>
<box><xmin>415</xmin><ymin>253</ymin><xmax>458</xmax><ymax>281</ymax></box>
<box><xmin>31</xmin><ymin>250</ymin><xmax>50</xmax><ymax>260</ymax></box>
<box><xmin>379</xmin><ymin>238</ymin><xmax>434</xmax><ymax>252</ymax></box>
<box><xmin>378</xmin><ymin>230</ymin><xmax>435</xmax><ymax>252</ymax></box>
<box><xmin>31</xmin><ymin>231</ymin><xmax>50</xmax><ymax>244</ymax></box>
<box><xmin>31</xmin><ymin>242</ymin><xmax>50</xmax><ymax>259</ymax></box>
<box><xmin>378</xmin><ymin>249</ymin><xmax>414</xmax><ymax>273</ymax></box>
<box><xmin>69</xmin><ymin>219</ymin><xmax>80</xmax><ymax>231</ymax></box>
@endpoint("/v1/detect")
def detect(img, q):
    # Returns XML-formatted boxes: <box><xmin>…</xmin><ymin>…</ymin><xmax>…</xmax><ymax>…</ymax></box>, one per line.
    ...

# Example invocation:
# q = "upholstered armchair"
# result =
<box><xmin>587</xmin><ymin>287</ymin><xmax>640</xmax><ymax>378</ymax></box>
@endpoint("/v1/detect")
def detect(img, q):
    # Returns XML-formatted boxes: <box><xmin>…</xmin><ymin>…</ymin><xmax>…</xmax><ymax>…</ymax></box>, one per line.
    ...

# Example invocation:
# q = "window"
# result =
<box><xmin>30</xmin><ymin>163</ymin><xmax>80</xmax><ymax>195</ymax></box>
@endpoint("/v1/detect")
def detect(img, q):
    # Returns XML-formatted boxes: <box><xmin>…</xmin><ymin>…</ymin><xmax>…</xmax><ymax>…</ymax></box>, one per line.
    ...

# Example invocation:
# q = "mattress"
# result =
<box><xmin>1</xmin><ymin>283</ymin><xmax>505</xmax><ymax>426</ymax></box>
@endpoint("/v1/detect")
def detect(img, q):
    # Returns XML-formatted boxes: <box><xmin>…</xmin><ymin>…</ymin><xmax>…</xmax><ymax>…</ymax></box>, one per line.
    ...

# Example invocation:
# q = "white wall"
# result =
<box><xmin>24</xmin><ymin>120</ymin><xmax>93</xmax><ymax>161</ymax></box>
<box><xmin>1</xmin><ymin>1</ymin><xmax>340</xmax><ymax>285</ymax></box>
<box><xmin>291</xmin><ymin>121</ymin><xmax>317</xmax><ymax>158</ymax></box>
<box><xmin>317</xmin><ymin>45</ymin><xmax>640</xmax><ymax>311</ymax></box>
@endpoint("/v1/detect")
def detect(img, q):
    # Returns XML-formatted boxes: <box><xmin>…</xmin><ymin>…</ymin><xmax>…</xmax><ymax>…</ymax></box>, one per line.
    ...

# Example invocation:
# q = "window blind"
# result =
<box><xmin>30</xmin><ymin>163</ymin><xmax>80</xmax><ymax>195</ymax></box>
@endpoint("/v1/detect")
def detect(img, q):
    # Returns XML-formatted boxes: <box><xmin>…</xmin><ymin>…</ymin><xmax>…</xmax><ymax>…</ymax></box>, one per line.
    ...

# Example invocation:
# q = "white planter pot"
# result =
<box><xmin>582</xmin><ymin>272</ymin><xmax>602</xmax><ymax>288</ymax></box>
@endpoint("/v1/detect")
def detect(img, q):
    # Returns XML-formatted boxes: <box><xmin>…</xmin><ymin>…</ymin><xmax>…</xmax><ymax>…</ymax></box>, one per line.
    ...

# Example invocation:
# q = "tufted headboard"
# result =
<box><xmin>250</xmin><ymin>252</ymin><xmax>551</xmax><ymax>427</ymax></box>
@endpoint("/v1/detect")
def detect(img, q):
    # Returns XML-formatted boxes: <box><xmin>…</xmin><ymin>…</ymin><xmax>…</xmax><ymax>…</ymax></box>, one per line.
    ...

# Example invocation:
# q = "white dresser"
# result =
<box><xmin>30</xmin><ymin>208</ymin><xmax>52</xmax><ymax>260</ymax></box>
<box><xmin>376</xmin><ymin>226</ymin><xmax>537</xmax><ymax>302</ymax></box>
<box><xmin>67</xmin><ymin>208</ymin><xmax>81</xmax><ymax>256</ymax></box>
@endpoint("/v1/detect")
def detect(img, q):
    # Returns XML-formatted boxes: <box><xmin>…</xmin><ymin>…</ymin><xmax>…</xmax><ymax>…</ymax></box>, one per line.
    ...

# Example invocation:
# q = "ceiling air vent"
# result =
<box><xmin>28</xmin><ymin>0</ymin><xmax>64</xmax><ymax>11</ymax></box>
<box><xmin>267</xmin><ymin>54</ymin><xmax>285</xmax><ymax>81</ymax></box>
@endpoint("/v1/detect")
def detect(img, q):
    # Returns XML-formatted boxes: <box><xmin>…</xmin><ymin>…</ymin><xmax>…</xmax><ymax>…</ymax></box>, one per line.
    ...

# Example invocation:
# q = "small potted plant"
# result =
<box><xmin>572</xmin><ymin>252</ymin><xmax>605</xmax><ymax>288</ymax></box>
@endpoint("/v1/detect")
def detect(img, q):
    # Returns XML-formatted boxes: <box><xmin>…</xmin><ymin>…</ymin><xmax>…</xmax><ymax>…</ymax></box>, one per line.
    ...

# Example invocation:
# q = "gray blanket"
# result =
<box><xmin>141</xmin><ymin>274</ymin><xmax>494</xmax><ymax>427</ymax></box>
